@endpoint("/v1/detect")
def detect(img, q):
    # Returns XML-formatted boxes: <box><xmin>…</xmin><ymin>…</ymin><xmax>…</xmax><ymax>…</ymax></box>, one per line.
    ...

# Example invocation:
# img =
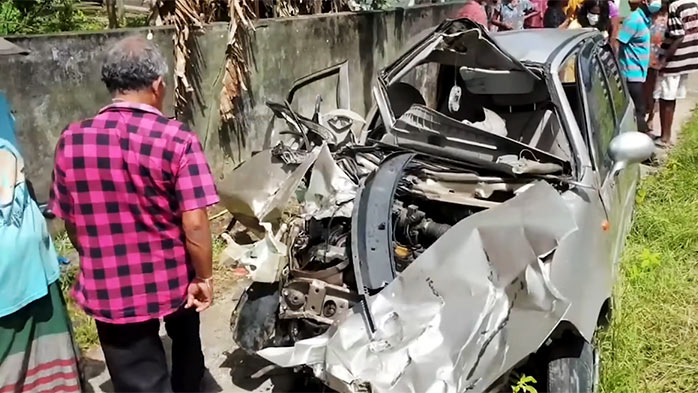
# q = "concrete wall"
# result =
<box><xmin>0</xmin><ymin>3</ymin><xmax>463</xmax><ymax>201</ymax></box>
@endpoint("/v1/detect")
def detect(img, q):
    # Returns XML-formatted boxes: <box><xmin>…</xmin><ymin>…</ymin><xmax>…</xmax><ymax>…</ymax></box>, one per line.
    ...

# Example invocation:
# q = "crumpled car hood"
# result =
<box><xmin>258</xmin><ymin>181</ymin><xmax>576</xmax><ymax>392</ymax></box>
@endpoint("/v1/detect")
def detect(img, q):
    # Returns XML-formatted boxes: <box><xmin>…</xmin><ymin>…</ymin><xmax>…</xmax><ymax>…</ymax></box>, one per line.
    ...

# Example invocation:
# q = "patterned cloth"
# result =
<box><xmin>456</xmin><ymin>1</ymin><xmax>489</xmax><ymax>28</ymax></box>
<box><xmin>0</xmin><ymin>282</ymin><xmax>82</xmax><ymax>393</ymax></box>
<box><xmin>499</xmin><ymin>0</ymin><xmax>536</xmax><ymax>30</ymax></box>
<box><xmin>618</xmin><ymin>8</ymin><xmax>651</xmax><ymax>82</ymax></box>
<box><xmin>49</xmin><ymin>102</ymin><xmax>219</xmax><ymax>324</ymax></box>
<box><xmin>0</xmin><ymin>93</ymin><xmax>60</xmax><ymax>319</ymax></box>
<box><xmin>661</xmin><ymin>0</ymin><xmax>698</xmax><ymax>75</ymax></box>
<box><xmin>650</xmin><ymin>12</ymin><xmax>668</xmax><ymax>69</ymax></box>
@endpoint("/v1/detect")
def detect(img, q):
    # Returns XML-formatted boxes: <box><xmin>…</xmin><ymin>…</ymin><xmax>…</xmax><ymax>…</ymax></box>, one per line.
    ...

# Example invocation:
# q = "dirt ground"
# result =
<box><xmin>82</xmin><ymin>278</ymin><xmax>326</xmax><ymax>393</ymax></box>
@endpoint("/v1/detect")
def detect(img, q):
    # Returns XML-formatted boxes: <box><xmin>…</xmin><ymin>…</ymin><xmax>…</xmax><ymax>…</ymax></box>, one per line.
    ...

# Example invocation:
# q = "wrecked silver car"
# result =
<box><xmin>220</xmin><ymin>20</ymin><xmax>655</xmax><ymax>392</ymax></box>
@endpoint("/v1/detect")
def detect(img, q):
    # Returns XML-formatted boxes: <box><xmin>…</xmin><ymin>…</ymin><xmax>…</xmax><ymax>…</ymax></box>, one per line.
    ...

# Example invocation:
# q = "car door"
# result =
<box><xmin>577</xmin><ymin>42</ymin><xmax>624</xmax><ymax>271</ymax></box>
<box><xmin>263</xmin><ymin>61</ymin><xmax>366</xmax><ymax>150</ymax></box>
<box><xmin>596</xmin><ymin>44</ymin><xmax>639</xmax><ymax>269</ymax></box>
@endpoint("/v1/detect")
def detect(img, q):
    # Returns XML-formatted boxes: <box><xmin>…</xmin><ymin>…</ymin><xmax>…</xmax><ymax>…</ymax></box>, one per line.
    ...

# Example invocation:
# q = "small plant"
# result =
<box><xmin>627</xmin><ymin>247</ymin><xmax>661</xmax><ymax>281</ymax></box>
<box><xmin>635</xmin><ymin>187</ymin><xmax>647</xmax><ymax>205</ymax></box>
<box><xmin>511</xmin><ymin>373</ymin><xmax>538</xmax><ymax>393</ymax></box>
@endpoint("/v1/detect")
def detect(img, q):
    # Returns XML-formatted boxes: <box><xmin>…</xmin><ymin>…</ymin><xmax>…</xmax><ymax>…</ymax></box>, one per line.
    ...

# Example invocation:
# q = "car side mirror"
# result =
<box><xmin>608</xmin><ymin>132</ymin><xmax>655</xmax><ymax>177</ymax></box>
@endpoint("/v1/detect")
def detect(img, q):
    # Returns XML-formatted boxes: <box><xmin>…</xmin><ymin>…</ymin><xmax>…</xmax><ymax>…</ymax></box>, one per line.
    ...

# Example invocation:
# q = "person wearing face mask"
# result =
<box><xmin>578</xmin><ymin>0</ymin><xmax>611</xmax><ymax>35</ymax></box>
<box><xmin>614</xmin><ymin>0</ymin><xmax>656</xmax><ymax>135</ymax></box>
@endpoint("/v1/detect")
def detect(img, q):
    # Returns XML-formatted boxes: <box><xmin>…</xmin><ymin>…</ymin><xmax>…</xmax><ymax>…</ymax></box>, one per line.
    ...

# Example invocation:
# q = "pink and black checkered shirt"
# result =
<box><xmin>49</xmin><ymin>102</ymin><xmax>219</xmax><ymax>324</ymax></box>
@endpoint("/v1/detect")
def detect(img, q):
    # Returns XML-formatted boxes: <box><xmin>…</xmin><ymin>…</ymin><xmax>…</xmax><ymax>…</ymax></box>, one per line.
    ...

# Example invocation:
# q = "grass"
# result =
<box><xmin>598</xmin><ymin>116</ymin><xmax>698</xmax><ymax>392</ymax></box>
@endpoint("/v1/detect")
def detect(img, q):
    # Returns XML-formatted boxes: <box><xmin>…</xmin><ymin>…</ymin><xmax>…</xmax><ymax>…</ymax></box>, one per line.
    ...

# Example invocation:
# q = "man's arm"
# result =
<box><xmin>174</xmin><ymin>130</ymin><xmax>220</xmax><ymax>312</ymax></box>
<box><xmin>614</xmin><ymin>16</ymin><xmax>636</xmax><ymax>54</ymax></box>
<box><xmin>183</xmin><ymin>209</ymin><xmax>212</xmax><ymax>279</ymax></box>
<box><xmin>522</xmin><ymin>0</ymin><xmax>539</xmax><ymax>19</ymax></box>
<box><xmin>491</xmin><ymin>19</ymin><xmax>513</xmax><ymax>29</ymax></box>
<box><xmin>523</xmin><ymin>0</ymin><xmax>539</xmax><ymax>18</ymax></box>
<box><xmin>660</xmin><ymin>35</ymin><xmax>684</xmax><ymax>68</ymax></box>
<box><xmin>182</xmin><ymin>208</ymin><xmax>214</xmax><ymax>312</ymax></box>
<box><xmin>524</xmin><ymin>10</ymin><xmax>541</xmax><ymax>20</ymax></box>
<box><xmin>660</xmin><ymin>3</ymin><xmax>686</xmax><ymax>66</ymax></box>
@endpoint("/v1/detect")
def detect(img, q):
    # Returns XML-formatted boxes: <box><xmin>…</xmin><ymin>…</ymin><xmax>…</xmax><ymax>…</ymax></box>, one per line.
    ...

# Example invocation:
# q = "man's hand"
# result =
<box><xmin>185</xmin><ymin>277</ymin><xmax>213</xmax><ymax>312</ymax></box>
<box><xmin>656</xmin><ymin>55</ymin><xmax>667</xmax><ymax>71</ymax></box>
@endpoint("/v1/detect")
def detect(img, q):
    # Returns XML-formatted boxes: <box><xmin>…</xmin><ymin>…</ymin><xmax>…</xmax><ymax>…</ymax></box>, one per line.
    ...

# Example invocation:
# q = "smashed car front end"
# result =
<box><xmin>221</xmin><ymin>19</ymin><xmax>588</xmax><ymax>393</ymax></box>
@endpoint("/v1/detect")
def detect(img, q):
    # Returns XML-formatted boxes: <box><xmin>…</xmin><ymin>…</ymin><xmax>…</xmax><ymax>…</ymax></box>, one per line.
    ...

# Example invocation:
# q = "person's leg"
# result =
<box><xmin>659</xmin><ymin>98</ymin><xmax>676</xmax><ymax>144</ymax></box>
<box><xmin>96</xmin><ymin>318</ymin><xmax>171</xmax><ymax>392</ymax></box>
<box><xmin>628</xmin><ymin>81</ymin><xmax>649</xmax><ymax>133</ymax></box>
<box><xmin>164</xmin><ymin>307</ymin><xmax>205</xmax><ymax>392</ymax></box>
<box><xmin>645</xmin><ymin>68</ymin><xmax>658</xmax><ymax>126</ymax></box>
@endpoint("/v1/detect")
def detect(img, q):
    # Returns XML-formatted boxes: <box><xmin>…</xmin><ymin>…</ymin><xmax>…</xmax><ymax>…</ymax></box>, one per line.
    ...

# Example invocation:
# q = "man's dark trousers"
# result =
<box><xmin>627</xmin><ymin>81</ymin><xmax>650</xmax><ymax>133</ymax></box>
<box><xmin>95</xmin><ymin>307</ymin><xmax>205</xmax><ymax>392</ymax></box>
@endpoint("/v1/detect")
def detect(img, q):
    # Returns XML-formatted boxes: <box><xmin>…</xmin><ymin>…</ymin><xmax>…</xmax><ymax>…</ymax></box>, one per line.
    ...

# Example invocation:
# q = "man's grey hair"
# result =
<box><xmin>101</xmin><ymin>36</ymin><xmax>169</xmax><ymax>94</ymax></box>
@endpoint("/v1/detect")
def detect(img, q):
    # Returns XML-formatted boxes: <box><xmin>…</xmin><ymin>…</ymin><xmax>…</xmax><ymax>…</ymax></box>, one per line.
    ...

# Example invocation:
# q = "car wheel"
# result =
<box><xmin>547</xmin><ymin>335</ymin><xmax>599</xmax><ymax>393</ymax></box>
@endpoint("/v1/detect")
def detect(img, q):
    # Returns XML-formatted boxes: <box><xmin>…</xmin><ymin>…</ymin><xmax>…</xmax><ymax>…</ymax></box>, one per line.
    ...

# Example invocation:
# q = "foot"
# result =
<box><xmin>654</xmin><ymin>139</ymin><xmax>673</xmax><ymax>148</ymax></box>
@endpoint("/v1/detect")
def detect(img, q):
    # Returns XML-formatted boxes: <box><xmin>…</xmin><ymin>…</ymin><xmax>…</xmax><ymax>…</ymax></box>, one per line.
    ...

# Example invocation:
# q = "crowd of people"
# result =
<box><xmin>455</xmin><ymin>0</ymin><xmax>619</xmax><ymax>33</ymax></box>
<box><xmin>457</xmin><ymin>0</ymin><xmax>698</xmax><ymax>147</ymax></box>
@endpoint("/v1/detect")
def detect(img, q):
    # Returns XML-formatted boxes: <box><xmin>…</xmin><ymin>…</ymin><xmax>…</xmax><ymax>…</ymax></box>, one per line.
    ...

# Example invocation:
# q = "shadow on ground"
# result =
<box><xmin>221</xmin><ymin>348</ymin><xmax>329</xmax><ymax>393</ymax></box>
<box><xmin>83</xmin><ymin>336</ymin><xmax>325</xmax><ymax>393</ymax></box>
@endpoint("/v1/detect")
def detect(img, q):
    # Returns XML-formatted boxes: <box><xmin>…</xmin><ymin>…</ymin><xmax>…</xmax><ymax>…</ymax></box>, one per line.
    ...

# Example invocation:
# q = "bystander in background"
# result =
<box><xmin>645</xmin><ymin>0</ymin><xmax>668</xmax><ymax>132</ymax></box>
<box><xmin>654</xmin><ymin>0</ymin><xmax>698</xmax><ymax>147</ymax></box>
<box><xmin>544</xmin><ymin>0</ymin><xmax>573</xmax><ymax>27</ymax></box>
<box><xmin>578</xmin><ymin>0</ymin><xmax>612</xmax><ymax>36</ymax></box>
<box><xmin>498</xmin><ymin>0</ymin><xmax>540</xmax><ymax>30</ymax></box>
<box><xmin>615</xmin><ymin>0</ymin><xmax>655</xmax><ymax>134</ymax></box>
<box><xmin>0</xmin><ymin>61</ymin><xmax>82</xmax><ymax>393</ymax></box>
<box><xmin>455</xmin><ymin>0</ymin><xmax>490</xmax><ymax>29</ymax></box>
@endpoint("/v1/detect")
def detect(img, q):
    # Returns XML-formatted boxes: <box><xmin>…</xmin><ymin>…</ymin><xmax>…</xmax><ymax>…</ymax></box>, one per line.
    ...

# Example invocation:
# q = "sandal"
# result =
<box><xmin>654</xmin><ymin>139</ymin><xmax>673</xmax><ymax>149</ymax></box>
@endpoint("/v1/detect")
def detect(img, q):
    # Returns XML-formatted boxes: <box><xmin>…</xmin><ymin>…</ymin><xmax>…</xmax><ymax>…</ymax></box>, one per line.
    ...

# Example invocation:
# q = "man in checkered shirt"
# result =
<box><xmin>49</xmin><ymin>36</ymin><xmax>219</xmax><ymax>392</ymax></box>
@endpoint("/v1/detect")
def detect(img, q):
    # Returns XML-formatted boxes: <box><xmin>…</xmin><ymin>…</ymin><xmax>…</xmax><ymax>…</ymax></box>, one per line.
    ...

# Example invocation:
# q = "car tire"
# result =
<box><xmin>547</xmin><ymin>335</ymin><xmax>599</xmax><ymax>393</ymax></box>
<box><xmin>231</xmin><ymin>282</ymin><xmax>280</xmax><ymax>352</ymax></box>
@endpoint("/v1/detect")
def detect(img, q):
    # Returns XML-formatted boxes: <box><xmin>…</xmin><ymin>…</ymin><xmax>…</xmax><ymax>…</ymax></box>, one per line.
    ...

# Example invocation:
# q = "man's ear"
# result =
<box><xmin>151</xmin><ymin>77</ymin><xmax>165</xmax><ymax>93</ymax></box>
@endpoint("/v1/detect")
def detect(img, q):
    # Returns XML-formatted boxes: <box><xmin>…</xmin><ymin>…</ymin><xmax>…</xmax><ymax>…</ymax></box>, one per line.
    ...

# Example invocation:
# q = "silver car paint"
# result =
<box><xmin>503</xmin><ymin>30</ymin><xmax>640</xmax><ymax>341</ymax></box>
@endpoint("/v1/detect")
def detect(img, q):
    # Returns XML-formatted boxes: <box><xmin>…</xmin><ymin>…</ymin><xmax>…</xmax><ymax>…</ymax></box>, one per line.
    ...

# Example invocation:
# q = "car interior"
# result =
<box><xmin>380</xmin><ymin>60</ymin><xmax>573</xmax><ymax>163</ymax></box>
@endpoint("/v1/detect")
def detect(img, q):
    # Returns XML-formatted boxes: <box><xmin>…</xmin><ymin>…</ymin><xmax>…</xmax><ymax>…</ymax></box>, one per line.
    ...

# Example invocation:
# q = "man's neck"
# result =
<box><xmin>113</xmin><ymin>91</ymin><xmax>159</xmax><ymax>110</ymax></box>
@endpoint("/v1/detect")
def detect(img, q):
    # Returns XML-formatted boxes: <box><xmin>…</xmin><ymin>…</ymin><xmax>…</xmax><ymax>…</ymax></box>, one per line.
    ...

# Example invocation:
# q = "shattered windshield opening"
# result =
<box><xmin>369</xmin><ymin>26</ymin><xmax>574</xmax><ymax>176</ymax></box>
